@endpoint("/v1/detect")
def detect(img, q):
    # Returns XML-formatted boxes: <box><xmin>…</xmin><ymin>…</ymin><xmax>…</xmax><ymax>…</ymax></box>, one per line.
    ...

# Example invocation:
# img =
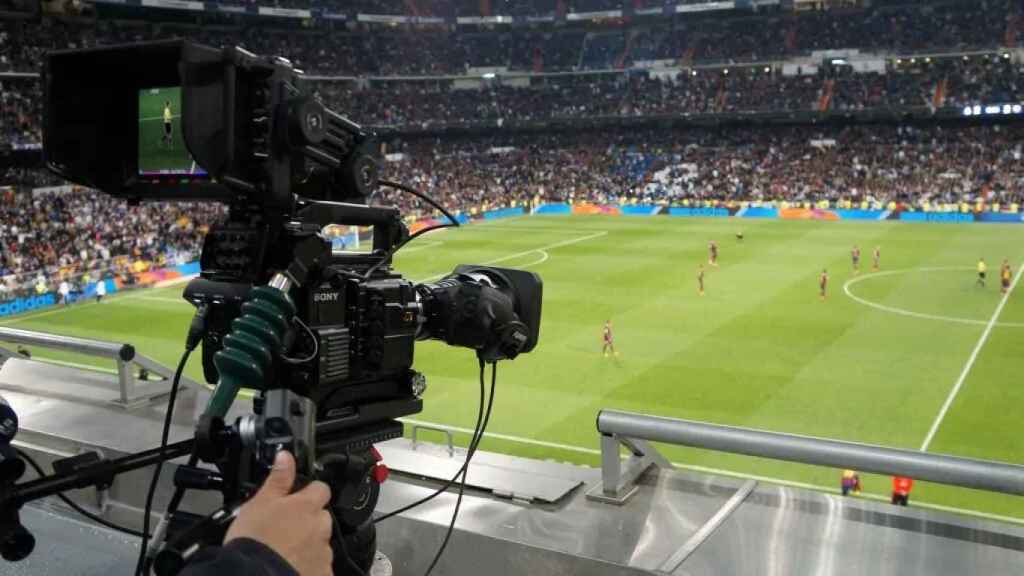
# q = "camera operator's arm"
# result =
<box><xmin>180</xmin><ymin>452</ymin><xmax>333</xmax><ymax>576</ymax></box>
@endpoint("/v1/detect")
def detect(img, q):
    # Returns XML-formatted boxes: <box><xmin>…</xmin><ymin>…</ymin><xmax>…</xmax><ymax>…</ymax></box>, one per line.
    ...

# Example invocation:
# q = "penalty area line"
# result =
<box><xmin>414</xmin><ymin>231</ymin><xmax>605</xmax><ymax>283</ymax></box>
<box><xmin>398</xmin><ymin>418</ymin><xmax>1024</xmax><ymax>526</ymax></box>
<box><xmin>919</xmin><ymin>263</ymin><xmax>1024</xmax><ymax>452</ymax></box>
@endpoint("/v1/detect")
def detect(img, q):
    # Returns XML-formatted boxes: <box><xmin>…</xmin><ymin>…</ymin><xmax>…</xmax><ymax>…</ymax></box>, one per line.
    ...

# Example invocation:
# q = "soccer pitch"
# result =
<box><xmin>4</xmin><ymin>215</ymin><xmax>1024</xmax><ymax>521</ymax></box>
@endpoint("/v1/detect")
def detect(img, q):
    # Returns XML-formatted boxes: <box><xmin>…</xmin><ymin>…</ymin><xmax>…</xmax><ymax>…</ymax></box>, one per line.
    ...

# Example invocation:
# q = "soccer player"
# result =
<box><xmin>977</xmin><ymin>257</ymin><xmax>987</xmax><ymax>287</ymax></box>
<box><xmin>708</xmin><ymin>241</ymin><xmax>718</xmax><ymax>267</ymax></box>
<box><xmin>1001</xmin><ymin>259</ymin><xmax>1012</xmax><ymax>295</ymax></box>
<box><xmin>697</xmin><ymin>264</ymin><xmax>705</xmax><ymax>296</ymax></box>
<box><xmin>872</xmin><ymin>246</ymin><xmax>881</xmax><ymax>271</ymax></box>
<box><xmin>602</xmin><ymin>320</ymin><xmax>616</xmax><ymax>357</ymax></box>
<box><xmin>95</xmin><ymin>278</ymin><xmax>106</xmax><ymax>303</ymax></box>
<box><xmin>58</xmin><ymin>279</ymin><xmax>71</xmax><ymax>306</ymax></box>
<box><xmin>819</xmin><ymin>269</ymin><xmax>828</xmax><ymax>301</ymax></box>
<box><xmin>851</xmin><ymin>245</ymin><xmax>861</xmax><ymax>275</ymax></box>
<box><xmin>735</xmin><ymin>230</ymin><xmax>744</xmax><ymax>243</ymax></box>
<box><xmin>163</xmin><ymin>100</ymin><xmax>174</xmax><ymax>149</ymax></box>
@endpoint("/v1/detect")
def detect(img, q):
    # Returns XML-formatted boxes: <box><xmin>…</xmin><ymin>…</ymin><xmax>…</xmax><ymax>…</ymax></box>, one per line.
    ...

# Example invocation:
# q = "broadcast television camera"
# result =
<box><xmin>0</xmin><ymin>40</ymin><xmax>542</xmax><ymax>574</ymax></box>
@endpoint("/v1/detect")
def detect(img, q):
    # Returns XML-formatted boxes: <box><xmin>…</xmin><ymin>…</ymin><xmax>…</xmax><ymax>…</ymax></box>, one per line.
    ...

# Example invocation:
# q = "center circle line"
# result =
<box><xmin>842</xmin><ymin>267</ymin><xmax>1024</xmax><ymax>328</ymax></box>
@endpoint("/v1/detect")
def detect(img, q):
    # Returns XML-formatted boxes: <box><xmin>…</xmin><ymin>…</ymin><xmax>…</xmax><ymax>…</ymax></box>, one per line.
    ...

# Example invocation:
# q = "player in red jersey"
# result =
<box><xmin>872</xmin><ymin>246</ymin><xmax>881</xmax><ymax>271</ymax></box>
<box><xmin>851</xmin><ymin>245</ymin><xmax>861</xmax><ymax>275</ymax></box>
<box><xmin>697</xmin><ymin>264</ymin><xmax>705</xmax><ymax>296</ymax></box>
<box><xmin>1001</xmin><ymin>259</ymin><xmax>1012</xmax><ymax>294</ymax></box>
<box><xmin>819</xmin><ymin>269</ymin><xmax>828</xmax><ymax>301</ymax></box>
<box><xmin>602</xmin><ymin>320</ymin><xmax>616</xmax><ymax>357</ymax></box>
<box><xmin>709</xmin><ymin>241</ymin><xmax>719</xmax><ymax>267</ymax></box>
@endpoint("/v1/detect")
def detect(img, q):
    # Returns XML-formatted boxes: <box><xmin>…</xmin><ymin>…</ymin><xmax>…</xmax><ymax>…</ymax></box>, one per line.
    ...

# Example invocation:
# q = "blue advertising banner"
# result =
<box><xmin>0</xmin><ymin>294</ymin><xmax>57</xmax><ymax>318</ymax></box>
<box><xmin>621</xmin><ymin>205</ymin><xmax>660</xmax><ymax>216</ymax></box>
<box><xmin>899</xmin><ymin>212</ymin><xmax>975</xmax><ymax>223</ymax></box>
<box><xmin>483</xmin><ymin>207</ymin><xmax>525</xmax><ymax>220</ymax></box>
<box><xmin>742</xmin><ymin>207</ymin><xmax>779</xmax><ymax>218</ymax></box>
<box><xmin>534</xmin><ymin>204</ymin><xmax>572</xmax><ymax>215</ymax></box>
<box><xmin>835</xmin><ymin>209</ymin><xmax>887</xmax><ymax>220</ymax></box>
<box><xmin>976</xmin><ymin>212</ymin><xmax>1024</xmax><ymax>223</ymax></box>
<box><xmin>669</xmin><ymin>207</ymin><xmax>730</xmax><ymax>217</ymax></box>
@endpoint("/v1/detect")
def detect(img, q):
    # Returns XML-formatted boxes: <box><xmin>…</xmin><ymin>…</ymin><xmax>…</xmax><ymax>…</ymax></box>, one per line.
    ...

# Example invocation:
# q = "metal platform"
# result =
<box><xmin>2</xmin><ymin>358</ymin><xmax>1023</xmax><ymax>575</ymax></box>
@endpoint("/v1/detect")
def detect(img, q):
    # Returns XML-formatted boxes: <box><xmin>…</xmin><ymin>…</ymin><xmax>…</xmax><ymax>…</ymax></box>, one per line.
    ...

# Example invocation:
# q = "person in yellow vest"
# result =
<box><xmin>163</xmin><ymin>100</ymin><xmax>174</xmax><ymax>149</ymax></box>
<box><xmin>976</xmin><ymin>258</ymin><xmax>987</xmax><ymax>288</ymax></box>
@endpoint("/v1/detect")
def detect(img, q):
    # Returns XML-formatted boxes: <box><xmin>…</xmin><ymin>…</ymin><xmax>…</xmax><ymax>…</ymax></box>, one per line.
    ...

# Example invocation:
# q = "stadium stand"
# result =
<box><xmin>0</xmin><ymin>1</ymin><xmax>1021</xmax><ymax>74</ymax></box>
<box><xmin>380</xmin><ymin>123</ymin><xmax>1024</xmax><ymax>212</ymax></box>
<box><xmin>0</xmin><ymin>187</ymin><xmax>223</xmax><ymax>298</ymax></box>
<box><xmin>2</xmin><ymin>0</ymin><xmax>1024</xmax><ymax>294</ymax></box>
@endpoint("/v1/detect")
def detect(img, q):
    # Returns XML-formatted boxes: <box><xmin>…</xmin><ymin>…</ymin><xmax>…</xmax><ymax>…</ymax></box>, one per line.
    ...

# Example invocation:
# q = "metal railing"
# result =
<box><xmin>588</xmin><ymin>409</ymin><xmax>1024</xmax><ymax>504</ymax></box>
<box><xmin>0</xmin><ymin>327</ymin><xmax>198</xmax><ymax>408</ymax></box>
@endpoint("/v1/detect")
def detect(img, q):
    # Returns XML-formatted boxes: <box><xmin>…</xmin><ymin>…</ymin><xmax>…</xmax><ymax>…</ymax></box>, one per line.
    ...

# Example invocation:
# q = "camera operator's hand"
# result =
<box><xmin>225</xmin><ymin>451</ymin><xmax>334</xmax><ymax>576</ymax></box>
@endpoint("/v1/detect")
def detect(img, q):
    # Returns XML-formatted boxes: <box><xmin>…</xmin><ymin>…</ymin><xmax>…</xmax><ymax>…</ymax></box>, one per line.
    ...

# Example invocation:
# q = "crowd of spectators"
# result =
<box><xmin>0</xmin><ymin>187</ymin><xmax>225</xmax><ymax>298</ymax></box>
<box><xmin>377</xmin><ymin>123</ymin><xmax>1024</xmax><ymax>219</ymax></box>
<box><xmin>308</xmin><ymin>55</ymin><xmax>1019</xmax><ymax>126</ymax></box>
<box><xmin>0</xmin><ymin>78</ymin><xmax>42</xmax><ymax>147</ymax></box>
<box><xmin>1</xmin><ymin>0</ymin><xmax>1020</xmax><ymax>76</ymax></box>
<box><xmin>218</xmin><ymin>0</ymin><xmax>669</xmax><ymax>16</ymax></box>
<box><xmin>2</xmin><ymin>51</ymin><xmax>1019</xmax><ymax>143</ymax></box>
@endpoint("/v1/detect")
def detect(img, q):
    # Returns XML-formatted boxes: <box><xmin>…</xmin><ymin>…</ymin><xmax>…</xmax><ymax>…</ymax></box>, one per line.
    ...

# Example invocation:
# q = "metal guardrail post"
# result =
<box><xmin>590</xmin><ymin>409</ymin><xmax>1024</xmax><ymax>502</ymax></box>
<box><xmin>587</xmin><ymin>433</ymin><xmax>672</xmax><ymax>504</ymax></box>
<box><xmin>116</xmin><ymin>359</ymin><xmax>134</xmax><ymax>405</ymax></box>
<box><xmin>411</xmin><ymin>424</ymin><xmax>455</xmax><ymax>457</ymax></box>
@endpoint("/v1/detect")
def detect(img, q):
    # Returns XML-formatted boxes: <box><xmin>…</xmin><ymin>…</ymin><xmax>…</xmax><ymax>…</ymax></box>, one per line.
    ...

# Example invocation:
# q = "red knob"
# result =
<box><xmin>372</xmin><ymin>463</ymin><xmax>389</xmax><ymax>484</ymax></box>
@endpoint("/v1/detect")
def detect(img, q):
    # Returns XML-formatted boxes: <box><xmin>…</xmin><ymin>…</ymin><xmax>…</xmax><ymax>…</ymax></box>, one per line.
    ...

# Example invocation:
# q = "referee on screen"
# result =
<box><xmin>163</xmin><ymin>100</ymin><xmax>174</xmax><ymax>149</ymax></box>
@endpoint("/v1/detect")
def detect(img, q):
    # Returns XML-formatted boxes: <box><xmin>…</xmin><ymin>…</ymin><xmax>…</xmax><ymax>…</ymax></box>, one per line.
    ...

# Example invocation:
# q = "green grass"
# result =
<box><xmin>137</xmin><ymin>87</ymin><xmax>192</xmax><ymax>174</ymax></box>
<box><xmin>4</xmin><ymin>215</ymin><xmax>1024</xmax><ymax>521</ymax></box>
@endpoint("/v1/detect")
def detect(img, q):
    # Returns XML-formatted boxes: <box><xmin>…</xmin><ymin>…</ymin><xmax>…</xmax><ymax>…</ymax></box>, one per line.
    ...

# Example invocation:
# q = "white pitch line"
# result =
<box><xmin>139</xmin><ymin>114</ymin><xmax>182</xmax><ymax>122</ymax></box>
<box><xmin>397</xmin><ymin>240</ymin><xmax>444</xmax><ymax>254</ymax></box>
<box><xmin>920</xmin><ymin>263</ymin><xmax>1024</xmax><ymax>451</ymax></box>
<box><xmin>131</xmin><ymin>296</ymin><xmax>190</xmax><ymax>305</ymax></box>
<box><xmin>0</xmin><ymin>289</ymin><xmax>182</xmax><ymax>325</ymax></box>
<box><xmin>843</xmin><ymin>267</ymin><xmax>1024</xmax><ymax>328</ymax></box>
<box><xmin>399</xmin><ymin>418</ymin><xmax>1024</xmax><ymax>526</ymax></box>
<box><xmin>415</xmin><ymin>231</ymin><xmax>606</xmax><ymax>283</ymax></box>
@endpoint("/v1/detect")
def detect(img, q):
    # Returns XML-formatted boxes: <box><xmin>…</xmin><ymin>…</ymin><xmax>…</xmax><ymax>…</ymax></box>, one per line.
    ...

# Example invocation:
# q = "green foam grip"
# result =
<box><xmin>204</xmin><ymin>285</ymin><xmax>297</xmax><ymax>418</ymax></box>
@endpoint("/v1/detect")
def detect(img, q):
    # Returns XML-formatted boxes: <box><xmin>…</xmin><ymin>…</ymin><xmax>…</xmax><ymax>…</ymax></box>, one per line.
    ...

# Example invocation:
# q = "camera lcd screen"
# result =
<box><xmin>137</xmin><ymin>87</ymin><xmax>207</xmax><ymax>177</ymax></box>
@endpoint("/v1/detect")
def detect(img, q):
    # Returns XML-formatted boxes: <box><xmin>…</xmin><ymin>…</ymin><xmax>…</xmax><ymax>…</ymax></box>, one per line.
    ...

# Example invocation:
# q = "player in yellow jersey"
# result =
<box><xmin>162</xmin><ymin>101</ymin><xmax>174</xmax><ymax>149</ymax></box>
<box><xmin>977</xmin><ymin>258</ymin><xmax>987</xmax><ymax>288</ymax></box>
<box><xmin>1001</xmin><ymin>259</ymin><xmax>1012</xmax><ymax>294</ymax></box>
